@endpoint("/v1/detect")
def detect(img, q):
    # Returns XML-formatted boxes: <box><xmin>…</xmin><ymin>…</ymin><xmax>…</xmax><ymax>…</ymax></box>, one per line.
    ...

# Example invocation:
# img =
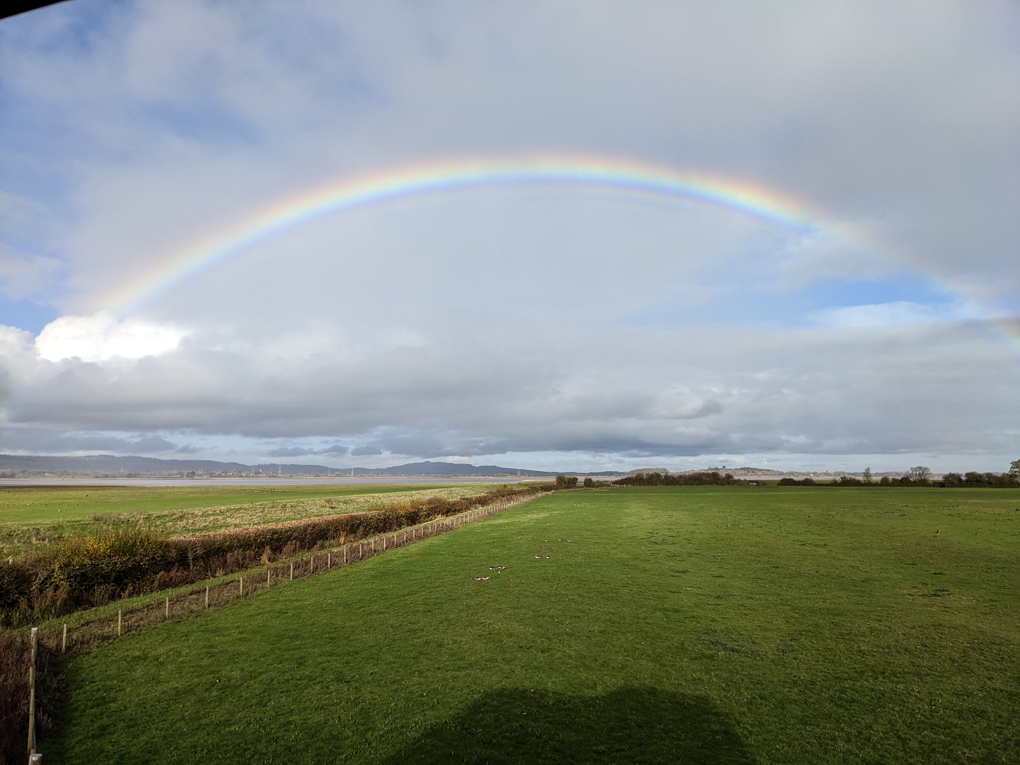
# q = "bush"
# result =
<box><xmin>555</xmin><ymin>476</ymin><xmax>579</xmax><ymax>489</ymax></box>
<box><xmin>960</xmin><ymin>472</ymin><xmax>1019</xmax><ymax>488</ymax></box>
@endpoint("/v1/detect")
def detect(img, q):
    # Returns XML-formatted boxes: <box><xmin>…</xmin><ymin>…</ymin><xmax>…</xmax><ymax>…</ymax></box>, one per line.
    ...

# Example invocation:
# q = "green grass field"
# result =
<box><xmin>0</xmin><ymin>483</ymin><xmax>488</xmax><ymax>557</ymax></box>
<box><xmin>47</xmin><ymin>487</ymin><xmax>1020</xmax><ymax>763</ymax></box>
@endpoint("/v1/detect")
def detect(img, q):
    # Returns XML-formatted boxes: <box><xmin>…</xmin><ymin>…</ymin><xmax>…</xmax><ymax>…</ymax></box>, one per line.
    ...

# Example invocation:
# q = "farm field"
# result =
<box><xmin>48</xmin><ymin>487</ymin><xmax>1020</xmax><ymax>764</ymax></box>
<box><xmin>0</xmin><ymin>483</ymin><xmax>486</xmax><ymax>558</ymax></box>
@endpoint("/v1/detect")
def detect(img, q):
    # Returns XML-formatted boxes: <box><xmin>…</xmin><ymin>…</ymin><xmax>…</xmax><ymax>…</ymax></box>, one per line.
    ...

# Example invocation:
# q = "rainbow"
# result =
<box><xmin>104</xmin><ymin>154</ymin><xmax>841</xmax><ymax>313</ymax></box>
<box><xmin>103</xmin><ymin>153</ymin><xmax>1019</xmax><ymax>357</ymax></box>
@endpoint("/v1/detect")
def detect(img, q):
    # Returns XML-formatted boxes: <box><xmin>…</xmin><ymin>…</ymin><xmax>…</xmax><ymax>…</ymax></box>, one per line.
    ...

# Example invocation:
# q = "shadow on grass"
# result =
<box><xmin>381</xmin><ymin>686</ymin><xmax>757</xmax><ymax>764</ymax></box>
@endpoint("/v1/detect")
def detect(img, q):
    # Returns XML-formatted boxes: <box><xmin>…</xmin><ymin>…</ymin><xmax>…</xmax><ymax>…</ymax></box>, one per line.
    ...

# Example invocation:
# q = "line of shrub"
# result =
<box><xmin>939</xmin><ymin>472</ymin><xmax>1018</xmax><ymax>488</ymax></box>
<box><xmin>777</xmin><ymin>473</ymin><xmax>1020</xmax><ymax>487</ymax></box>
<box><xmin>0</xmin><ymin>485</ymin><xmax>548</xmax><ymax>629</ymax></box>
<box><xmin>612</xmin><ymin>471</ymin><xmax>742</xmax><ymax>487</ymax></box>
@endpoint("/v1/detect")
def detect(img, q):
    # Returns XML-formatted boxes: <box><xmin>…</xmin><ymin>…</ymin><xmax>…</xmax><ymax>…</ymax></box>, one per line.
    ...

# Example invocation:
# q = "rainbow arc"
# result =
<box><xmin>101</xmin><ymin>153</ymin><xmax>1018</xmax><ymax>357</ymax></box>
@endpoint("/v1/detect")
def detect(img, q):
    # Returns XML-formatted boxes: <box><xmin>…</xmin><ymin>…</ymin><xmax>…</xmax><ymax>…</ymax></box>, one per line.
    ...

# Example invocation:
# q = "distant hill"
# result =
<box><xmin>0</xmin><ymin>454</ymin><xmax>563</xmax><ymax>477</ymax></box>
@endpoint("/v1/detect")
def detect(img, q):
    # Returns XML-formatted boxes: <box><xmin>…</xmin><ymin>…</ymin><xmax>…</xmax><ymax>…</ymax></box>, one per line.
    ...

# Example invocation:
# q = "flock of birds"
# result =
<box><xmin>473</xmin><ymin>539</ymin><xmax>571</xmax><ymax>581</ymax></box>
<box><xmin>473</xmin><ymin>565</ymin><xmax>508</xmax><ymax>581</ymax></box>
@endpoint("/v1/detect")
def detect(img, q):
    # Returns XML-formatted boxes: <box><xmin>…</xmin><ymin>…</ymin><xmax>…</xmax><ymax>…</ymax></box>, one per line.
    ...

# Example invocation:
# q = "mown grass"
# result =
<box><xmin>47</xmin><ymin>487</ymin><xmax>1020</xmax><ymax>763</ymax></box>
<box><xmin>0</xmin><ymin>483</ymin><xmax>487</xmax><ymax>557</ymax></box>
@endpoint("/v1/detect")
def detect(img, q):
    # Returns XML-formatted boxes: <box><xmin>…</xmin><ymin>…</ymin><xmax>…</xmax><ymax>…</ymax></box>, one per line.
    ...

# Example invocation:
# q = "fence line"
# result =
<box><xmin>39</xmin><ymin>491</ymin><xmax>549</xmax><ymax>656</ymax></box>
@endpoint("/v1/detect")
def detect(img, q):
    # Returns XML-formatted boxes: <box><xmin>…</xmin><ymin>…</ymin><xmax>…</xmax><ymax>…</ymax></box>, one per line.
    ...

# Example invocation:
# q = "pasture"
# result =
<box><xmin>0</xmin><ymin>483</ymin><xmax>483</xmax><ymax>558</ymax></box>
<box><xmin>47</xmin><ymin>487</ymin><xmax>1020</xmax><ymax>763</ymax></box>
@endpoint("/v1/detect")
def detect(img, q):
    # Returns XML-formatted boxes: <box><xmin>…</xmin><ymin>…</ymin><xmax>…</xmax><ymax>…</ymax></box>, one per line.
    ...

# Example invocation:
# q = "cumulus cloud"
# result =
<box><xmin>34</xmin><ymin>314</ymin><xmax>186</xmax><ymax>362</ymax></box>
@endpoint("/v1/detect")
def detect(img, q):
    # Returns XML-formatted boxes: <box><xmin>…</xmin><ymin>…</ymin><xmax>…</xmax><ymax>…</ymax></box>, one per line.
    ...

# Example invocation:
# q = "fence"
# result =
<box><xmin>35</xmin><ymin>491</ymin><xmax>548</xmax><ymax>656</ymax></box>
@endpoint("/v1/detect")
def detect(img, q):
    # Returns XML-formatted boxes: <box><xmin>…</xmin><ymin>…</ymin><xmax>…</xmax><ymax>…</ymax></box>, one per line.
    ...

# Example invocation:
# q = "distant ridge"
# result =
<box><xmin>0</xmin><ymin>454</ymin><xmax>563</xmax><ymax>477</ymax></box>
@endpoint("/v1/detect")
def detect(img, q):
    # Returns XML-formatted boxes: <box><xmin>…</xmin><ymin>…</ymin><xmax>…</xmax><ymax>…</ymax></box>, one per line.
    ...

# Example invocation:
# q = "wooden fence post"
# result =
<box><xmin>28</xmin><ymin>627</ymin><xmax>38</xmax><ymax>757</ymax></box>
<box><xmin>327</xmin><ymin>552</ymin><xmax>331</xmax><ymax>569</ymax></box>
<box><xmin>62</xmin><ymin>623</ymin><xmax>67</xmax><ymax>654</ymax></box>
<box><xmin>118</xmin><ymin>609</ymin><xmax>122</xmax><ymax>636</ymax></box>
<box><xmin>205</xmin><ymin>586</ymin><xmax>209</xmax><ymax>609</ymax></box>
<box><xmin>165</xmin><ymin>596</ymin><xmax>169</xmax><ymax>619</ymax></box>
<box><xmin>239</xmin><ymin>577</ymin><xmax>243</xmax><ymax>597</ymax></box>
<box><xmin>290</xmin><ymin>562</ymin><xmax>294</xmax><ymax>581</ymax></box>
<box><xmin>267</xmin><ymin>568</ymin><xmax>271</xmax><ymax>587</ymax></box>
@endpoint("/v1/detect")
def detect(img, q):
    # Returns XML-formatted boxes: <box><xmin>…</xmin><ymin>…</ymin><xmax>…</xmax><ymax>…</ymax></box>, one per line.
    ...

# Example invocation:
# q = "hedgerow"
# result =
<box><xmin>613</xmin><ymin>471</ymin><xmax>742</xmax><ymax>487</ymax></box>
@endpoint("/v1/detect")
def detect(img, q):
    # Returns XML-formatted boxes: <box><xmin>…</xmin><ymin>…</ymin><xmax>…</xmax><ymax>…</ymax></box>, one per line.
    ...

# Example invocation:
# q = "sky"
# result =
<box><xmin>0</xmin><ymin>0</ymin><xmax>1018</xmax><ymax>474</ymax></box>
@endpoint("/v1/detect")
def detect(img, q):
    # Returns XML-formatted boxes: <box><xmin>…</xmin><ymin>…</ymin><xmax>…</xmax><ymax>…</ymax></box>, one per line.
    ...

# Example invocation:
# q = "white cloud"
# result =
<box><xmin>34</xmin><ymin>314</ymin><xmax>186</xmax><ymax>363</ymax></box>
<box><xmin>810</xmin><ymin>301</ymin><xmax>986</xmax><ymax>329</ymax></box>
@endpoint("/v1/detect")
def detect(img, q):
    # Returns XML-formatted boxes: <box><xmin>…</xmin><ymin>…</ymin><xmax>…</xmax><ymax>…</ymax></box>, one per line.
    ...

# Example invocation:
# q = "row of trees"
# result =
<box><xmin>612</xmin><ymin>471</ymin><xmax>742</xmax><ymax>487</ymax></box>
<box><xmin>779</xmin><ymin>460</ymin><xmax>1019</xmax><ymax>488</ymax></box>
<box><xmin>554</xmin><ymin>460</ymin><xmax>1020</xmax><ymax>490</ymax></box>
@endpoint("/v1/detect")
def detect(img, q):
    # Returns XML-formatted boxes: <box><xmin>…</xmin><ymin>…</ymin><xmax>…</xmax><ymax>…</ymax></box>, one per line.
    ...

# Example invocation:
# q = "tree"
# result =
<box><xmin>908</xmin><ymin>466</ymin><xmax>932</xmax><ymax>484</ymax></box>
<box><xmin>555</xmin><ymin>475</ymin><xmax>578</xmax><ymax>489</ymax></box>
<box><xmin>1010</xmin><ymin>459</ymin><xmax>1020</xmax><ymax>479</ymax></box>
<box><xmin>863</xmin><ymin>467</ymin><xmax>872</xmax><ymax>483</ymax></box>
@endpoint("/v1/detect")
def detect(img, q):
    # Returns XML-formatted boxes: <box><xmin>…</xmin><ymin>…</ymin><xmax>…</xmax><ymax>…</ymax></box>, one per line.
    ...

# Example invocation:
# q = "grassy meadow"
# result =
<box><xmin>47</xmin><ymin>486</ymin><xmax>1020</xmax><ymax>763</ymax></box>
<box><xmin>0</xmin><ymin>483</ymin><xmax>486</xmax><ymax>558</ymax></box>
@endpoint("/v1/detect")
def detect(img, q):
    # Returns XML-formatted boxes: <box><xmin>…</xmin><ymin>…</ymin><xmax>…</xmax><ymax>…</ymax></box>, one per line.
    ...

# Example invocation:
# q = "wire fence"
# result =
<box><xmin>35</xmin><ymin>491</ymin><xmax>549</xmax><ymax>656</ymax></box>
